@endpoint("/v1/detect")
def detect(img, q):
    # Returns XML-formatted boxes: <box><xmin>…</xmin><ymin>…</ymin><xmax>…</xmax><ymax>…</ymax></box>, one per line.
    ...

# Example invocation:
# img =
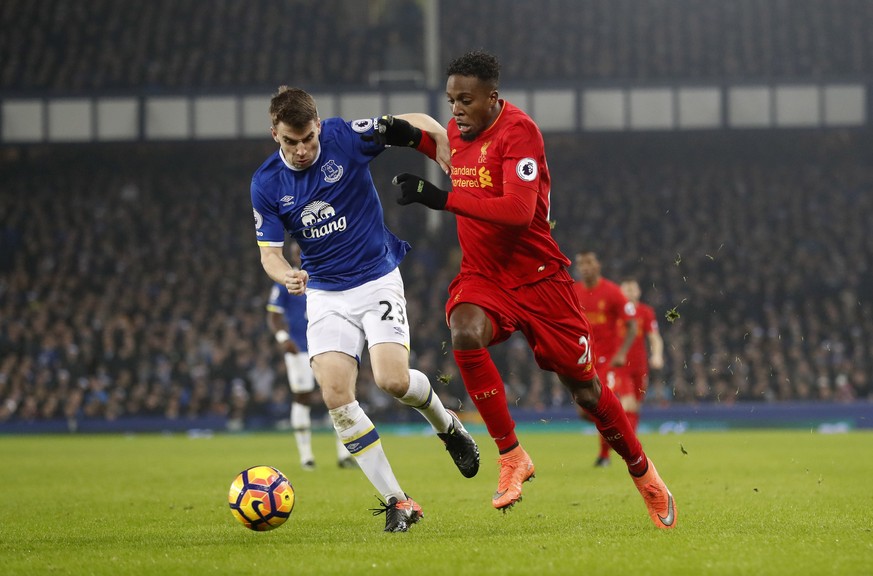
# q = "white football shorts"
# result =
<box><xmin>284</xmin><ymin>351</ymin><xmax>315</xmax><ymax>394</ymax></box>
<box><xmin>305</xmin><ymin>267</ymin><xmax>410</xmax><ymax>362</ymax></box>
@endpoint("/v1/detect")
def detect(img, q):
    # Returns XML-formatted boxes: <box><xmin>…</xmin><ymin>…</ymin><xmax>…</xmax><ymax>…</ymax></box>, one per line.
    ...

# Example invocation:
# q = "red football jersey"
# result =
<box><xmin>573</xmin><ymin>277</ymin><xmax>636</xmax><ymax>362</ymax></box>
<box><xmin>445</xmin><ymin>101</ymin><xmax>569</xmax><ymax>288</ymax></box>
<box><xmin>626</xmin><ymin>301</ymin><xmax>657</xmax><ymax>374</ymax></box>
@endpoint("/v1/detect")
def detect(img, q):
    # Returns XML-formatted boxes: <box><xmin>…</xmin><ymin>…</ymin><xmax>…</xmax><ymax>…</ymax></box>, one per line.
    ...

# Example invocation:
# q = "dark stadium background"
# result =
<box><xmin>1</xmin><ymin>0</ymin><xmax>871</xmax><ymax>433</ymax></box>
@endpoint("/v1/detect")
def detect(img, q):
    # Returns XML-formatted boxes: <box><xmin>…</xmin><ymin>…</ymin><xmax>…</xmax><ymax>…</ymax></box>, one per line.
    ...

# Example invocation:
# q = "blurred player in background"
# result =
<box><xmin>250</xmin><ymin>86</ymin><xmax>479</xmax><ymax>533</ymax></box>
<box><xmin>389</xmin><ymin>50</ymin><xmax>676</xmax><ymax>529</ymax></box>
<box><xmin>573</xmin><ymin>250</ymin><xmax>638</xmax><ymax>467</ymax></box>
<box><xmin>266</xmin><ymin>241</ymin><xmax>356</xmax><ymax>471</ymax></box>
<box><xmin>620</xmin><ymin>277</ymin><xmax>665</xmax><ymax>432</ymax></box>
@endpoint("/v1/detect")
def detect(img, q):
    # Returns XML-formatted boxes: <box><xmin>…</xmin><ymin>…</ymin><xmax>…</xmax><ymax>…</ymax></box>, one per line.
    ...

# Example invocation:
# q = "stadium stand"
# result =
<box><xmin>438</xmin><ymin>0</ymin><xmax>873</xmax><ymax>83</ymax></box>
<box><xmin>543</xmin><ymin>130</ymin><xmax>873</xmax><ymax>407</ymax></box>
<box><xmin>0</xmin><ymin>0</ymin><xmax>380</xmax><ymax>92</ymax></box>
<box><xmin>1</xmin><ymin>130</ymin><xmax>871</xmax><ymax>430</ymax></box>
<box><xmin>1</xmin><ymin>1</ymin><xmax>871</xmax><ymax>430</ymax></box>
<box><xmin>3</xmin><ymin>0</ymin><xmax>873</xmax><ymax>93</ymax></box>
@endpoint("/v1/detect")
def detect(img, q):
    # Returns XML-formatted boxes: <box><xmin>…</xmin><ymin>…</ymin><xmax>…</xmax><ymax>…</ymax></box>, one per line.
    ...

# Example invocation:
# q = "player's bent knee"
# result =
<box><xmin>560</xmin><ymin>376</ymin><xmax>601</xmax><ymax>410</ymax></box>
<box><xmin>373</xmin><ymin>374</ymin><xmax>410</xmax><ymax>398</ymax></box>
<box><xmin>450</xmin><ymin>325</ymin><xmax>490</xmax><ymax>350</ymax></box>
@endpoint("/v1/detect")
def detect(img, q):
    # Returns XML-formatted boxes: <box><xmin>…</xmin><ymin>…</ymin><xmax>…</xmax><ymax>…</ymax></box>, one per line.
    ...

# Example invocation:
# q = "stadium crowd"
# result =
<box><xmin>440</xmin><ymin>0</ymin><xmax>873</xmax><ymax>83</ymax></box>
<box><xmin>1</xmin><ymin>130</ymin><xmax>871</xmax><ymax>429</ymax></box>
<box><xmin>544</xmin><ymin>131</ymin><xmax>873</xmax><ymax>406</ymax></box>
<box><xmin>2</xmin><ymin>0</ymin><xmax>872</xmax><ymax>428</ymax></box>
<box><xmin>2</xmin><ymin>0</ymin><xmax>873</xmax><ymax>93</ymax></box>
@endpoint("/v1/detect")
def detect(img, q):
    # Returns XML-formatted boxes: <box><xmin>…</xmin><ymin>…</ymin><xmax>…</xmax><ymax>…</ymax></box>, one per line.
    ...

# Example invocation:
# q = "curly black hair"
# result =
<box><xmin>445</xmin><ymin>50</ymin><xmax>500</xmax><ymax>88</ymax></box>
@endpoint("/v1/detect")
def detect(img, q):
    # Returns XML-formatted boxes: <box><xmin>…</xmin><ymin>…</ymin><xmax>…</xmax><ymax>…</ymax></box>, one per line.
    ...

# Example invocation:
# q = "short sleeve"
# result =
<box><xmin>251</xmin><ymin>179</ymin><xmax>285</xmax><ymax>247</ymax></box>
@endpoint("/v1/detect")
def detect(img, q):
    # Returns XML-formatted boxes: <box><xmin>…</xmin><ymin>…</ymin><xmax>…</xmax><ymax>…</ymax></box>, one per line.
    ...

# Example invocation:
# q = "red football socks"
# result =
<box><xmin>454</xmin><ymin>348</ymin><xmax>518</xmax><ymax>453</ymax></box>
<box><xmin>587</xmin><ymin>385</ymin><xmax>647</xmax><ymax>475</ymax></box>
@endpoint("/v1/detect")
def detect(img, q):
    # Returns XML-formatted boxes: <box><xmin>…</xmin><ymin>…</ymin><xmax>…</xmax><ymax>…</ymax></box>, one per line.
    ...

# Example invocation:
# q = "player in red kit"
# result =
<box><xmin>385</xmin><ymin>50</ymin><xmax>676</xmax><ymax>529</ymax></box>
<box><xmin>573</xmin><ymin>250</ymin><xmax>638</xmax><ymax>467</ymax></box>
<box><xmin>620</xmin><ymin>277</ymin><xmax>665</xmax><ymax>432</ymax></box>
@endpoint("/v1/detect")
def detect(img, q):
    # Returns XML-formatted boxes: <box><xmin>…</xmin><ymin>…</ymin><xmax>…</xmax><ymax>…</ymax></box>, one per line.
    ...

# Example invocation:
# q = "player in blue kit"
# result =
<box><xmin>266</xmin><ymin>241</ymin><xmax>356</xmax><ymax>472</ymax></box>
<box><xmin>250</xmin><ymin>86</ymin><xmax>479</xmax><ymax>533</ymax></box>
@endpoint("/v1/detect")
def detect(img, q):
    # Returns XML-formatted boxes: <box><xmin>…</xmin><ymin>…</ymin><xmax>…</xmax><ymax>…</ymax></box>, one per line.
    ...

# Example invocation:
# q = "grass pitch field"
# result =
<box><xmin>1</xmin><ymin>428</ymin><xmax>871</xmax><ymax>575</ymax></box>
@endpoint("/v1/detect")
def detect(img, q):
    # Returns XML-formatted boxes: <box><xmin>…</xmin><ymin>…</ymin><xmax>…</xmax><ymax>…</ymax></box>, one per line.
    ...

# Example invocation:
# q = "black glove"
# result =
<box><xmin>361</xmin><ymin>115</ymin><xmax>422</xmax><ymax>147</ymax></box>
<box><xmin>392</xmin><ymin>173</ymin><xmax>449</xmax><ymax>210</ymax></box>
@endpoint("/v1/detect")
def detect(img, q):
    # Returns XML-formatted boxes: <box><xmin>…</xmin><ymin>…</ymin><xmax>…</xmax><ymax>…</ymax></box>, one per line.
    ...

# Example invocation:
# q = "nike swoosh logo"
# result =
<box><xmin>493</xmin><ymin>490</ymin><xmax>507</xmax><ymax>499</ymax></box>
<box><xmin>657</xmin><ymin>493</ymin><xmax>675</xmax><ymax>526</ymax></box>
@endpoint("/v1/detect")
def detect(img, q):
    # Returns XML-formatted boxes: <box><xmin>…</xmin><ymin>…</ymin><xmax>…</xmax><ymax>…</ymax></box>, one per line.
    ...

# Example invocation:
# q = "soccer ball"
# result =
<box><xmin>228</xmin><ymin>465</ymin><xmax>295</xmax><ymax>531</ymax></box>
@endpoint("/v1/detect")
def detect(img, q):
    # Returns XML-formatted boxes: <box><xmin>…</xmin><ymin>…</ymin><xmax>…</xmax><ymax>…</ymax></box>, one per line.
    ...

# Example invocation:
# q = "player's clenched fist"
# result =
<box><xmin>361</xmin><ymin>115</ymin><xmax>422</xmax><ymax>148</ymax></box>
<box><xmin>284</xmin><ymin>269</ymin><xmax>309</xmax><ymax>295</ymax></box>
<box><xmin>392</xmin><ymin>173</ymin><xmax>449</xmax><ymax>210</ymax></box>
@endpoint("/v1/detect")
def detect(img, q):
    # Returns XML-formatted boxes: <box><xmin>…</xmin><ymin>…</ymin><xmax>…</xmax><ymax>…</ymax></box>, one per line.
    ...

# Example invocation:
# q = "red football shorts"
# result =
<box><xmin>597</xmin><ymin>361</ymin><xmax>631</xmax><ymax>394</ymax></box>
<box><xmin>618</xmin><ymin>369</ymin><xmax>648</xmax><ymax>401</ymax></box>
<box><xmin>445</xmin><ymin>269</ymin><xmax>597</xmax><ymax>382</ymax></box>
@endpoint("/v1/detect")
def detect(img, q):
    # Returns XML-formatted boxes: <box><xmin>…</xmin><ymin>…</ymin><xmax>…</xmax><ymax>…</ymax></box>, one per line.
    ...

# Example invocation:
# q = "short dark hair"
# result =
<box><xmin>446</xmin><ymin>50</ymin><xmax>500</xmax><ymax>88</ymax></box>
<box><xmin>269</xmin><ymin>86</ymin><xmax>318</xmax><ymax>129</ymax></box>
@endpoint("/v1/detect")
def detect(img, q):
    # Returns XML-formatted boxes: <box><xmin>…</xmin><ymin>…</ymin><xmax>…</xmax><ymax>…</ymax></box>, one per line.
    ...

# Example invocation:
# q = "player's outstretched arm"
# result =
<box><xmin>365</xmin><ymin>114</ymin><xmax>450</xmax><ymax>174</ymax></box>
<box><xmin>363</xmin><ymin>114</ymin><xmax>422</xmax><ymax>147</ymax></box>
<box><xmin>395</xmin><ymin>113</ymin><xmax>450</xmax><ymax>172</ymax></box>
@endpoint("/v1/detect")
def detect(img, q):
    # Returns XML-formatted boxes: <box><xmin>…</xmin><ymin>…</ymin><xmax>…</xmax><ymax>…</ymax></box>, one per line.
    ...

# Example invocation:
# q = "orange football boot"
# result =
<box><xmin>492</xmin><ymin>445</ymin><xmax>535</xmax><ymax>510</ymax></box>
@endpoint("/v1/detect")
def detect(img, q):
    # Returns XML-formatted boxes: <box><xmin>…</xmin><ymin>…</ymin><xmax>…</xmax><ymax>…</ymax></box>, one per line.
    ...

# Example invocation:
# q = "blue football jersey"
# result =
<box><xmin>251</xmin><ymin>117</ymin><xmax>410</xmax><ymax>291</ymax></box>
<box><xmin>266</xmin><ymin>283</ymin><xmax>308</xmax><ymax>351</ymax></box>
